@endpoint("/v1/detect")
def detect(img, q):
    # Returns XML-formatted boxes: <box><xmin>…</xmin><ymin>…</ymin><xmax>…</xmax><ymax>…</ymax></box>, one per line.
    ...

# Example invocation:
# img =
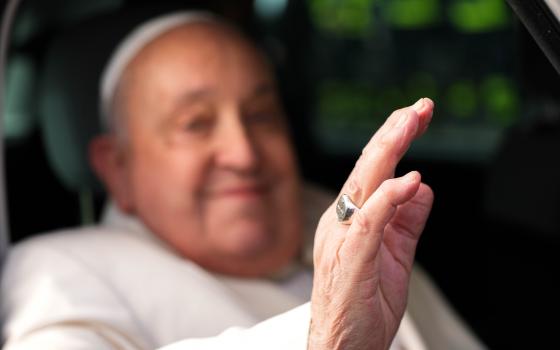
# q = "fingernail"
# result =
<box><xmin>412</xmin><ymin>98</ymin><xmax>424</xmax><ymax>112</ymax></box>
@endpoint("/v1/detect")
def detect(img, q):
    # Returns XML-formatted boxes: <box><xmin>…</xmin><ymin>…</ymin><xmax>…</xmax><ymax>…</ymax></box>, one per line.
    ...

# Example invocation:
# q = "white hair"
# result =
<box><xmin>99</xmin><ymin>11</ymin><xmax>216</xmax><ymax>132</ymax></box>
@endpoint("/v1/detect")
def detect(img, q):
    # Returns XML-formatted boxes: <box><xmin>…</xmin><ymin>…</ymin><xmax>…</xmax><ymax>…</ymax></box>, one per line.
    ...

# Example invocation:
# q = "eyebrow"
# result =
<box><xmin>173</xmin><ymin>82</ymin><xmax>277</xmax><ymax>108</ymax></box>
<box><xmin>158</xmin><ymin>89</ymin><xmax>214</xmax><ymax>130</ymax></box>
<box><xmin>174</xmin><ymin>88</ymin><xmax>215</xmax><ymax>108</ymax></box>
<box><xmin>161</xmin><ymin>83</ymin><xmax>280</xmax><ymax>130</ymax></box>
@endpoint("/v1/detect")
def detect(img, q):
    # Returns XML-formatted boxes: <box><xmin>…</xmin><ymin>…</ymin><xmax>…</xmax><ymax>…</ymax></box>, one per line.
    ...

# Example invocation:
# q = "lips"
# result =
<box><xmin>205</xmin><ymin>183</ymin><xmax>269</xmax><ymax>198</ymax></box>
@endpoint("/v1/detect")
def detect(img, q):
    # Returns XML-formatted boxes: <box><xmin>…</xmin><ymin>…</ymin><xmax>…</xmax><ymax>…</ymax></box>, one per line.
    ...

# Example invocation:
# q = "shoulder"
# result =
<box><xmin>4</xmin><ymin>226</ymin><xmax>108</xmax><ymax>279</ymax></box>
<box><xmin>10</xmin><ymin>224</ymin><xmax>134</xmax><ymax>254</ymax></box>
<box><xmin>1</xmin><ymin>227</ymin><xmax>154</xmax><ymax>348</ymax></box>
<box><xmin>2</xmin><ymin>226</ymin><xmax>130</xmax><ymax>296</ymax></box>
<box><xmin>6</xmin><ymin>224</ymin><xmax>169</xmax><ymax>269</ymax></box>
<box><xmin>2</xmin><ymin>224</ymin><xmax>173</xmax><ymax>305</ymax></box>
<box><xmin>3</xmin><ymin>224</ymin><xmax>206</xmax><ymax>303</ymax></box>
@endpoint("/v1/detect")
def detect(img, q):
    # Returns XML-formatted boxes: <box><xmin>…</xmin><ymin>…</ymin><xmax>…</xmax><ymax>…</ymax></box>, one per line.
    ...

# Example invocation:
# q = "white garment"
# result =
<box><xmin>1</xmin><ymin>187</ymin><xmax>483</xmax><ymax>349</ymax></box>
<box><xmin>1</xmin><ymin>204</ymin><xmax>308</xmax><ymax>349</ymax></box>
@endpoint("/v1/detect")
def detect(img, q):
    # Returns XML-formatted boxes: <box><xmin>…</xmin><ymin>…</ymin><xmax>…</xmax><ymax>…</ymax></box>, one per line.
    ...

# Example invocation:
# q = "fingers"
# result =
<box><xmin>341</xmin><ymin>171</ymin><xmax>422</xmax><ymax>263</ymax></box>
<box><xmin>341</xmin><ymin>98</ymin><xmax>434</xmax><ymax>208</ymax></box>
<box><xmin>364</xmin><ymin>98</ymin><xmax>433</xmax><ymax>154</ymax></box>
<box><xmin>382</xmin><ymin>183</ymin><xmax>434</xmax><ymax>273</ymax></box>
<box><xmin>389</xmin><ymin>183</ymin><xmax>434</xmax><ymax>241</ymax></box>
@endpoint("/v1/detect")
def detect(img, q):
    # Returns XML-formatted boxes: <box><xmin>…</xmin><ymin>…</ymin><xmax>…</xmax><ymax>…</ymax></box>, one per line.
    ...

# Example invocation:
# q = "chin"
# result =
<box><xmin>200</xmin><ymin>225</ymin><xmax>293</xmax><ymax>276</ymax></box>
<box><xmin>197</xmin><ymin>215</ymin><xmax>302</xmax><ymax>276</ymax></box>
<box><xmin>222</xmin><ymin>224</ymin><xmax>275</xmax><ymax>258</ymax></box>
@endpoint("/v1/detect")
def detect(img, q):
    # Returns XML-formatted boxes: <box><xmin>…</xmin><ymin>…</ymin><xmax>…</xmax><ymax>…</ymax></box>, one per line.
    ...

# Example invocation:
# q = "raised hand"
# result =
<box><xmin>309</xmin><ymin>98</ymin><xmax>435</xmax><ymax>350</ymax></box>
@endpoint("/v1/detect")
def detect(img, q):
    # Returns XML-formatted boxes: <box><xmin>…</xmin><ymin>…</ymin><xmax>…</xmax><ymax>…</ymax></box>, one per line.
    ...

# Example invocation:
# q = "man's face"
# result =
<box><xmin>113</xmin><ymin>23</ymin><xmax>302</xmax><ymax>276</ymax></box>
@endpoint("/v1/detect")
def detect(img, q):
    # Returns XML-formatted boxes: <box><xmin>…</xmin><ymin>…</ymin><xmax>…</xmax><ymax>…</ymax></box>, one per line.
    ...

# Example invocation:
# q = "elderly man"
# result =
<box><xmin>1</xmin><ymin>12</ymin><xmax>482</xmax><ymax>350</ymax></box>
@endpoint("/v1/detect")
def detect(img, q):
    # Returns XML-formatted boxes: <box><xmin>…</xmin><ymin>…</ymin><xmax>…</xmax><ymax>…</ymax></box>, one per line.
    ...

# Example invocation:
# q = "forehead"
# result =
<box><xmin>124</xmin><ymin>22</ymin><xmax>273</xmax><ymax>94</ymax></box>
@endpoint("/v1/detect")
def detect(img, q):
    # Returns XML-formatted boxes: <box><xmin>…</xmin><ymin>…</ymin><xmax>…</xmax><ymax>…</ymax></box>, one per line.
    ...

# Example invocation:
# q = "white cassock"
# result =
<box><xmin>1</xmin><ymin>186</ymin><xmax>485</xmax><ymax>350</ymax></box>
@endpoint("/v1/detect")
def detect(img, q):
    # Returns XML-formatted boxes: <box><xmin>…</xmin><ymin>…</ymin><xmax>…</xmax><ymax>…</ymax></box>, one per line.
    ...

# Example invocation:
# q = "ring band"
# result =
<box><xmin>336</xmin><ymin>194</ymin><xmax>360</xmax><ymax>224</ymax></box>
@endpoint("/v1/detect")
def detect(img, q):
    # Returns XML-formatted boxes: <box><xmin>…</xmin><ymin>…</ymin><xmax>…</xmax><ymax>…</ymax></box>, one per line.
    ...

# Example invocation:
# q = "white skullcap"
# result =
<box><xmin>99</xmin><ymin>11</ymin><xmax>216</xmax><ymax>130</ymax></box>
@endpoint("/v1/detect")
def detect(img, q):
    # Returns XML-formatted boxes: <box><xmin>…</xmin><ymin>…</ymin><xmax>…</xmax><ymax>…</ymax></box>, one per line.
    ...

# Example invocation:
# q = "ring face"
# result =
<box><xmin>337</xmin><ymin>194</ymin><xmax>358</xmax><ymax>224</ymax></box>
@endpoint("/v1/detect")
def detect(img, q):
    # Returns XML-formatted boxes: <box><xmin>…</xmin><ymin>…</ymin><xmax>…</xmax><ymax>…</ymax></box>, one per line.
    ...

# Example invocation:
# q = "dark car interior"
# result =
<box><xmin>2</xmin><ymin>0</ymin><xmax>560</xmax><ymax>348</ymax></box>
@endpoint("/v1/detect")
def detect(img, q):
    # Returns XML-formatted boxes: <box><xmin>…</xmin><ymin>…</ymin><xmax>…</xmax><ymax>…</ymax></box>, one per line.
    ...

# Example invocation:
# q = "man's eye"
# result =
<box><xmin>183</xmin><ymin>117</ymin><xmax>213</xmax><ymax>132</ymax></box>
<box><xmin>245</xmin><ymin>112</ymin><xmax>278</xmax><ymax>124</ymax></box>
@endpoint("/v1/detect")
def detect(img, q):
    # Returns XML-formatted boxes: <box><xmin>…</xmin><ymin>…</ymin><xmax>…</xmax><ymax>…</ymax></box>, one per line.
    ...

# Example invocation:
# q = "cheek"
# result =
<box><xmin>127</xmin><ymin>142</ymin><xmax>210</xmax><ymax>223</ymax></box>
<box><xmin>125</xmin><ymin>142</ymin><xmax>217</xmax><ymax>260</ymax></box>
<box><xmin>260</xmin><ymin>134</ymin><xmax>298</xmax><ymax>177</ymax></box>
<box><xmin>259</xmin><ymin>135</ymin><xmax>301</xmax><ymax>224</ymax></box>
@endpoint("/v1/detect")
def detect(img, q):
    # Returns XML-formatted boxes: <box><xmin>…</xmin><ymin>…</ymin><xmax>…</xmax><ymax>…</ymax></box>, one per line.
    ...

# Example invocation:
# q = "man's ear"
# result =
<box><xmin>89</xmin><ymin>135</ymin><xmax>134</xmax><ymax>214</ymax></box>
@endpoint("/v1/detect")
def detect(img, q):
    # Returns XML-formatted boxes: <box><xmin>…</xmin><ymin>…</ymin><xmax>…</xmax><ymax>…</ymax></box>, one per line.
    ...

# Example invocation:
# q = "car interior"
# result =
<box><xmin>1</xmin><ymin>0</ymin><xmax>560</xmax><ymax>348</ymax></box>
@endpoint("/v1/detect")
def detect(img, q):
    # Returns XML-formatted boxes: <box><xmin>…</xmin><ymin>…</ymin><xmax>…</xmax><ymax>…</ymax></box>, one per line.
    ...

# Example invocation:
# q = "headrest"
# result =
<box><xmin>38</xmin><ymin>8</ymin><xmax>192</xmax><ymax>192</ymax></box>
<box><xmin>4</xmin><ymin>55</ymin><xmax>37</xmax><ymax>142</ymax></box>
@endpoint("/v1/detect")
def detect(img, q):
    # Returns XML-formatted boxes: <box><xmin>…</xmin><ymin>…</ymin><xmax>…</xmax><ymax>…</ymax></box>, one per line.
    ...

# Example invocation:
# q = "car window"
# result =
<box><xmin>2</xmin><ymin>0</ymin><xmax>560</xmax><ymax>347</ymax></box>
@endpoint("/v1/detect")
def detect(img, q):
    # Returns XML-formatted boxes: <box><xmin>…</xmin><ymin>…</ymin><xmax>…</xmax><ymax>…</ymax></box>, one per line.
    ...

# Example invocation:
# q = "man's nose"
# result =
<box><xmin>214</xmin><ymin>116</ymin><xmax>260</xmax><ymax>172</ymax></box>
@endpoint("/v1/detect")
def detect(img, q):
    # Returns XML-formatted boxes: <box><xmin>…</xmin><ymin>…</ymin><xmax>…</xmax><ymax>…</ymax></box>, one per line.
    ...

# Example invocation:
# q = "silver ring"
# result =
<box><xmin>336</xmin><ymin>194</ymin><xmax>360</xmax><ymax>224</ymax></box>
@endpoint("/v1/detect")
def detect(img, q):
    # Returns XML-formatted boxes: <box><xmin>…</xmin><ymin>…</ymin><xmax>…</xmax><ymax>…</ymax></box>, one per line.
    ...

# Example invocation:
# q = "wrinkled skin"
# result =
<box><xmin>91</xmin><ymin>23</ymin><xmax>301</xmax><ymax>277</ymax></box>
<box><xmin>90</xmin><ymin>19</ymin><xmax>435</xmax><ymax>349</ymax></box>
<box><xmin>309</xmin><ymin>98</ymin><xmax>434</xmax><ymax>349</ymax></box>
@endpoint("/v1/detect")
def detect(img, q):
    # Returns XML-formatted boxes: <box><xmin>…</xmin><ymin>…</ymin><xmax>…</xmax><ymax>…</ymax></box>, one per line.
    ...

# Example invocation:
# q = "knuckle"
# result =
<box><xmin>390</xmin><ymin>107</ymin><xmax>408</xmax><ymax>123</ymax></box>
<box><xmin>376</xmin><ymin>133</ymin><xmax>391</xmax><ymax>149</ymax></box>
<box><xmin>404</xmin><ymin>108</ymin><xmax>417</xmax><ymax>118</ymax></box>
<box><xmin>377</xmin><ymin>178</ymin><xmax>404</xmax><ymax>208</ymax></box>
<box><xmin>353</xmin><ymin>209</ymin><xmax>372</xmax><ymax>232</ymax></box>
<box><xmin>368</xmin><ymin>107</ymin><xmax>414</xmax><ymax>156</ymax></box>
<box><xmin>345</xmin><ymin>177</ymin><xmax>362</xmax><ymax>202</ymax></box>
<box><xmin>378</xmin><ymin>178</ymin><xmax>396</xmax><ymax>198</ymax></box>
<box><xmin>388</xmin><ymin>107</ymin><xmax>405</xmax><ymax>121</ymax></box>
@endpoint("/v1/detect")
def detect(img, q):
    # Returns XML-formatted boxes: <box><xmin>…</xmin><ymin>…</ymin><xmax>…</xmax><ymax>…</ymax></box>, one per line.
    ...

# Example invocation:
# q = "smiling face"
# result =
<box><xmin>94</xmin><ymin>22</ymin><xmax>302</xmax><ymax>276</ymax></box>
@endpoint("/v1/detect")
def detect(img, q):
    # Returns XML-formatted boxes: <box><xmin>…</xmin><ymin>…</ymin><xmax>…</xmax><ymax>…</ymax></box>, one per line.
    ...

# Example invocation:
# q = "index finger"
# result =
<box><xmin>340</xmin><ymin>97</ymin><xmax>434</xmax><ymax>207</ymax></box>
